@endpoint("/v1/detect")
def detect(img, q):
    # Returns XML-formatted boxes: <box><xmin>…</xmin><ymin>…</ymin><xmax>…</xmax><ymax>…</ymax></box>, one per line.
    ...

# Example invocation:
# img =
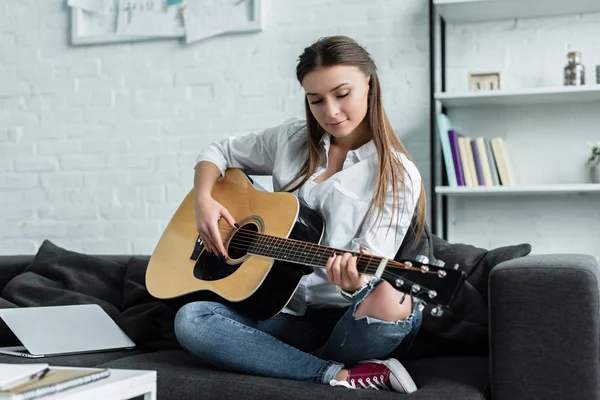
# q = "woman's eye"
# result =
<box><xmin>337</xmin><ymin>93</ymin><xmax>349</xmax><ymax>98</ymax></box>
<box><xmin>309</xmin><ymin>99</ymin><xmax>322</xmax><ymax>105</ymax></box>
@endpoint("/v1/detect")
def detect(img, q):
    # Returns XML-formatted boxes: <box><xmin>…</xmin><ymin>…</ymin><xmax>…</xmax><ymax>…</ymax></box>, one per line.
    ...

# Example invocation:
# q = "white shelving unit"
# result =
<box><xmin>434</xmin><ymin>0</ymin><xmax>600</xmax><ymax>24</ymax></box>
<box><xmin>431</xmin><ymin>0</ymin><xmax>600</xmax><ymax>255</ymax></box>
<box><xmin>435</xmin><ymin>85</ymin><xmax>600</xmax><ymax>108</ymax></box>
<box><xmin>436</xmin><ymin>184</ymin><xmax>600</xmax><ymax>196</ymax></box>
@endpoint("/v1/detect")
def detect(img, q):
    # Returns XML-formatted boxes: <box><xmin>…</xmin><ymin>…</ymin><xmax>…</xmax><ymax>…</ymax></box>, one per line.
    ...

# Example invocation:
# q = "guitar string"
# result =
<box><xmin>212</xmin><ymin>226</ymin><xmax>437</xmax><ymax>276</ymax></box>
<box><xmin>221</xmin><ymin>229</ymin><xmax>432</xmax><ymax>276</ymax></box>
<box><xmin>198</xmin><ymin>227</ymin><xmax>452</xmax><ymax>301</ymax></box>
<box><xmin>210</xmin><ymin>237</ymin><xmax>444</xmax><ymax>302</ymax></box>
<box><xmin>221</xmin><ymin>229</ymin><xmax>391</xmax><ymax>275</ymax></box>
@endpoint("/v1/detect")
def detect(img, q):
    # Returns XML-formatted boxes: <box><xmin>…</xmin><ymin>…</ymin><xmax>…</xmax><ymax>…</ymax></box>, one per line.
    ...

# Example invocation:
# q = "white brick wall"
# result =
<box><xmin>443</xmin><ymin>12</ymin><xmax>600</xmax><ymax>257</ymax></box>
<box><xmin>0</xmin><ymin>0</ymin><xmax>430</xmax><ymax>255</ymax></box>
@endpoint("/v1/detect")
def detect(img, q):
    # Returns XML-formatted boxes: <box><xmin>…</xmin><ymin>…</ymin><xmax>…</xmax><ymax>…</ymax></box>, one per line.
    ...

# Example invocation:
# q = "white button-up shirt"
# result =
<box><xmin>195</xmin><ymin>118</ymin><xmax>421</xmax><ymax>316</ymax></box>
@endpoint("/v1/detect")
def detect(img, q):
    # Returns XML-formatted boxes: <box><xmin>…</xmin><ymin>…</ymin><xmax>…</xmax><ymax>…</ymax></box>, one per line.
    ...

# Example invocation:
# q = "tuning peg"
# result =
<box><xmin>437</xmin><ymin>270</ymin><xmax>447</xmax><ymax>278</ymax></box>
<box><xmin>432</xmin><ymin>259</ymin><xmax>445</xmax><ymax>267</ymax></box>
<box><xmin>420</xmin><ymin>265</ymin><xmax>429</xmax><ymax>273</ymax></box>
<box><xmin>453</xmin><ymin>263</ymin><xmax>460</xmax><ymax>270</ymax></box>
<box><xmin>431</xmin><ymin>307</ymin><xmax>444</xmax><ymax>317</ymax></box>
<box><xmin>415</xmin><ymin>255</ymin><xmax>429</xmax><ymax>264</ymax></box>
<box><xmin>395</xmin><ymin>278</ymin><xmax>404</xmax><ymax>288</ymax></box>
<box><xmin>428</xmin><ymin>290</ymin><xmax>437</xmax><ymax>299</ymax></box>
<box><xmin>416</xmin><ymin>301</ymin><xmax>425</xmax><ymax>312</ymax></box>
<box><xmin>411</xmin><ymin>284</ymin><xmax>421</xmax><ymax>293</ymax></box>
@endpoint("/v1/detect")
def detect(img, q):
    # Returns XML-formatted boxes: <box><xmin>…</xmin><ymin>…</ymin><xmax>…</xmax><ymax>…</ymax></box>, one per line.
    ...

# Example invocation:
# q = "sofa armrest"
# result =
<box><xmin>489</xmin><ymin>254</ymin><xmax>600</xmax><ymax>400</ymax></box>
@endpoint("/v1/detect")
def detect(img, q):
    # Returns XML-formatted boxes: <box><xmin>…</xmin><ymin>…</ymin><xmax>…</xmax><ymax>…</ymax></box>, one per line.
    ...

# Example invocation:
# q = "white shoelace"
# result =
<box><xmin>330</xmin><ymin>375</ymin><xmax>390</xmax><ymax>390</ymax></box>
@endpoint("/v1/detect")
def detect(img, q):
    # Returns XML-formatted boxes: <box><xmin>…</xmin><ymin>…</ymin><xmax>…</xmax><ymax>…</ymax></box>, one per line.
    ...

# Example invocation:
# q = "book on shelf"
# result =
<box><xmin>483</xmin><ymin>138</ymin><xmax>500</xmax><ymax>186</ymax></box>
<box><xmin>436</xmin><ymin>113</ymin><xmax>458</xmax><ymax>187</ymax></box>
<box><xmin>0</xmin><ymin>365</ymin><xmax>110</xmax><ymax>400</ymax></box>
<box><xmin>457</xmin><ymin>136</ymin><xmax>471</xmax><ymax>186</ymax></box>
<box><xmin>470</xmin><ymin>139</ymin><xmax>485</xmax><ymax>185</ymax></box>
<box><xmin>458</xmin><ymin>136</ymin><xmax>477</xmax><ymax>186</ymax></box>
<box><xmin>474</xmin><ymin>138</ymin><xmax>494</xmax><ymax>186</ymax></box>
<box><xmin>448</xmin><ymin>130</ymin><xmax>465</xmax><ymax>186</ymax></box>
<box><xmin>491</xmin><ymin>137</ymin><xmax>517</xmax><ymax>186</ymax></box>
<box><xmin>436</xmin><ymin>113</ymin><xmax>516</xmax><ymax>188</ymax></box>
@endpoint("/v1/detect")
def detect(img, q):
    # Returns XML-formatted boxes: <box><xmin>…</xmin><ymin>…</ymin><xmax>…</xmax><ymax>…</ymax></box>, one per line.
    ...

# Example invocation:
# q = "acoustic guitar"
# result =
<box><xmin>146</xmin><ymin>168</ymin><xmax>466</xmax><ymax>320</ymax></box>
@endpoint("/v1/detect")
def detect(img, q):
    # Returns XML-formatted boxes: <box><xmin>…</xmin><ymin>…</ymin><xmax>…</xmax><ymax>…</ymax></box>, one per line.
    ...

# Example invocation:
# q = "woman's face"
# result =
<box><xmin>302</xmin><ymin>65</ymin><xmax>370</xmax><ymax>140</ymax></box>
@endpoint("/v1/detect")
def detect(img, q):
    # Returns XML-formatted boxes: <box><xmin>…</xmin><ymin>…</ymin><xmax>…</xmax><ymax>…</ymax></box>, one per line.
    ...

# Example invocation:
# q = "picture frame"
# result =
<box><xmin>70</xmin><ymin>0</ymin><xmax>264</xmax><ymax>46</ymax></box>
<box><xmin>468</xmin><ymin>72</ymin><xmax>501</xmax><ymax>91</ymax></box>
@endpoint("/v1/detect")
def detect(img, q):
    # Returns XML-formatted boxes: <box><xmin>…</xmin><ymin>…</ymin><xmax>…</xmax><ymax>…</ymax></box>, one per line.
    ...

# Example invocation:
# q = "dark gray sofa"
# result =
<box><xmin>0</xmin><ymin>244</ymin><xmax>599</xmax><ymax>400</ymax></box>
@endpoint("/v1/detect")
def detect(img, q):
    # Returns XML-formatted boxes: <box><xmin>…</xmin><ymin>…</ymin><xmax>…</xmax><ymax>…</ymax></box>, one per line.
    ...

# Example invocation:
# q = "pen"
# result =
<box><xmin>31</xmin><ymin>367</ymin><xmax>50</xmax><ymax>381</ymax></box>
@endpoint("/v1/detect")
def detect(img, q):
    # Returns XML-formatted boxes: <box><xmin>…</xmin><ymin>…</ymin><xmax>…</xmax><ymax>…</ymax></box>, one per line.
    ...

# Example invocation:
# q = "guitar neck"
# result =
<box><xmin>241</xmin><ymin>229</ymin><xmax>385</xmax><ymax>276</ymax></box>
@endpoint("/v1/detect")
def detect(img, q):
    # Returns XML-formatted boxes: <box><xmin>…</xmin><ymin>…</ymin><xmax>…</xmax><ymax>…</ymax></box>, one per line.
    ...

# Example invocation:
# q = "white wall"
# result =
<box><xmin>443</xmin><ymin>13</ymin><xmax>600</xmax><ymax>256</ymax></box>
<box><xmin>0</xmin><ymin>0</ymin><xmax>431</xmax><ymax>255</ymax></box>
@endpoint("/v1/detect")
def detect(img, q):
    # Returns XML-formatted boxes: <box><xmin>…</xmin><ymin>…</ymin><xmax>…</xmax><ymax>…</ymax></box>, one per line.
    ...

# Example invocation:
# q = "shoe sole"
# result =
<box><xmin>359</xmin><ymin>358</ymin><xmax>418</xmax><ymax>393</ymax></box>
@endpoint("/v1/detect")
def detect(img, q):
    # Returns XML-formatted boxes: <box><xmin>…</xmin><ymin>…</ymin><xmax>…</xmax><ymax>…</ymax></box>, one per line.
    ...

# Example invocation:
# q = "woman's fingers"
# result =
<box><xmin>340</xmin><ymin>253</ymin><xmax>362</xmax><ymax>291</ymax></box>
<box><xmin>221</xmin><ymin>208</ymin><xmax>237</xmax><ymax>228</ymax></box>
<box><xmin>360</xmin><ymin>248</ymin><xmax>373</xmax><ymax>256</ymax></box>
<box><xmin>345</xmin><ymin>255</ymin><xmax>360</xmax><ymax>284</ymax></box>
<box><xmin>208</xmin><ymin>222</ymin><xmax>227</xmax><ymax>257</ymax></box>
<box><xmin>199</xmin><ymin>230</ymin><xmax>216</xmax><ymax>255</ymax></box>
<box><xmin>326</xmin><ymin>253</ymin><xmax>336</xmax><ymax>283</ymax></box>
<box><xmin>331</xmin><ymin>253</ymin><xmax>343</xmax><ymax>286</ymax></box>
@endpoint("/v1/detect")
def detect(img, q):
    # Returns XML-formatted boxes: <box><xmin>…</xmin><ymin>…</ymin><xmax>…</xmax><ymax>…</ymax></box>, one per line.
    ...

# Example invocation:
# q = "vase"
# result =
<box><xmin>589</xmin><ymin>158</ymin><xmax>600</xmax><ymax>183</ymax></box>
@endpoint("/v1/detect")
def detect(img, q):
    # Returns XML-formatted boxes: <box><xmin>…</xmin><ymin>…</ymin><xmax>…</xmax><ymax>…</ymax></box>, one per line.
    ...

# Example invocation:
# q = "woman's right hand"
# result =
<box><xmin>194</xmin><ymin>194</ymin><xmax>237</xmax><ymax>258</ymax></box>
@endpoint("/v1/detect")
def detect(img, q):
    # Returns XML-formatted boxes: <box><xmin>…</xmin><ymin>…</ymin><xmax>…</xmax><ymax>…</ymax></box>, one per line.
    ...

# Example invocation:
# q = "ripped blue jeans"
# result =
<box><xmin>174</xmin><ymin>278</ymin><xmax>422</xmax><ymax>384</ymax></box>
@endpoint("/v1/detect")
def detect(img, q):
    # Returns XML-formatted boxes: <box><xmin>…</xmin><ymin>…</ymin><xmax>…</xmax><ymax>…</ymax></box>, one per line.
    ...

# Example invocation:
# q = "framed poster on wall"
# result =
<box><xmin>70</xmin><ymin>0</ymin><xmax>264</xmax><ymax>45</ymax></box>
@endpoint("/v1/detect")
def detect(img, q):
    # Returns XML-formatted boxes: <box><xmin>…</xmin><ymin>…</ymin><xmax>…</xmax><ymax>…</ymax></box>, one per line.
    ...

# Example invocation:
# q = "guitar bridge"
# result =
<box><xmin>190</xmin><ymin>235</ymin><xmax>204</xmax><ymax>261</ymax></box>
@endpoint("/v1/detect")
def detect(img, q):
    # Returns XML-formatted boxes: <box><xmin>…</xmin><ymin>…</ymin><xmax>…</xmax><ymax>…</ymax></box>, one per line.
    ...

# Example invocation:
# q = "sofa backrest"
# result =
<box><xmin>0</xmin><ymin>255</ymin><xmax>134</xmax><ymax>293</ymax></box>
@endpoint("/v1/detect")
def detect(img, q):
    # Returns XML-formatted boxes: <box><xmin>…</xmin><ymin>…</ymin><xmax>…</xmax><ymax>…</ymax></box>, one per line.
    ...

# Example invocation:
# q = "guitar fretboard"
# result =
<box><xmin>238</xmin><ymin>229</ymin><xmax>381</xmax><ymax>275</ymax></box>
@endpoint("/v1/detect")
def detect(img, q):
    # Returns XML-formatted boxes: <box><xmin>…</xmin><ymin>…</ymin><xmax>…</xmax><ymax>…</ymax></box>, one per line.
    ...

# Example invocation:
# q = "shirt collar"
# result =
<box><xmin>319</xmin><ymin>133</ymin><xmax>376</xmax><ymax>161</ymax></box>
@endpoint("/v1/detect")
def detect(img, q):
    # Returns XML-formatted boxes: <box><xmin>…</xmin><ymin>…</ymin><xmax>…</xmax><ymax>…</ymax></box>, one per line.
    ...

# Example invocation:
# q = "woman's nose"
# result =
<box><xmin>324</xmin><ymin>101</ymin><xmax>339</xmax><ymax>118</ymax></box>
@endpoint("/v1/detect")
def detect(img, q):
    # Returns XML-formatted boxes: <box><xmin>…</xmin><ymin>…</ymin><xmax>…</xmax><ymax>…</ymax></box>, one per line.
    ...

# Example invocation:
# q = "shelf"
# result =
<box><xmin>435</xmin><ymin>85</ymin><xmax>600</xmax><ymax>108</ymax></box>
<box><xmin>434</xmin><ymin>0</ymin><xmax>600</xmax><ymax>24</ymax></box>
<box><xmin>436</xmin><ymin>184</ymin><xmax>600</xmax><ymax>196</ymax></box>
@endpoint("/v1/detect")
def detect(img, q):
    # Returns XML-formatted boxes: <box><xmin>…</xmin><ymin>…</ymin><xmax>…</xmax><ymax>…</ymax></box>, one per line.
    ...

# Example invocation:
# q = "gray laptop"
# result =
<box><xmin>0</xmin><ymin>304</ymin><xmax>136</xmax><ymax>358</ymax></box>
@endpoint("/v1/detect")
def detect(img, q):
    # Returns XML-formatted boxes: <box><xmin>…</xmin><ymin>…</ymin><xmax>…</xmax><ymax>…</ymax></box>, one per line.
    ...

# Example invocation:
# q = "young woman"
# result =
<box><xmin>174</xmin><ymin>35</ymin><xmax>426</xmax><ymax>393</ymax></box>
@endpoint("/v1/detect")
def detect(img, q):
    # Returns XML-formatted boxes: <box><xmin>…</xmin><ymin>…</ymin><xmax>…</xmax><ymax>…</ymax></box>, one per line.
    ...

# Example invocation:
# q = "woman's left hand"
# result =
<box><xmin>326</xmin><ymin>248</ymin><xmax>373</xmax><ymax>293</ymax></box>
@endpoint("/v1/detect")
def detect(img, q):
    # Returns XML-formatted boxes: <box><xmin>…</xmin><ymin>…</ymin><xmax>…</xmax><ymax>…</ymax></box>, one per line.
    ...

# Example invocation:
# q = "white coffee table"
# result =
<box><xmin>42</xmin><ymin>367</ymin><xmax>157</xmax><ymax>400</ymax></box>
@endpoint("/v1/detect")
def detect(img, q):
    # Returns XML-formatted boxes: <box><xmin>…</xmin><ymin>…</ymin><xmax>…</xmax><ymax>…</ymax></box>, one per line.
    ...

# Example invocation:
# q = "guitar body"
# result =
<box><xmin>146</xmin><ymin>169</ymin><xmax>323</xmax><ymax>320</ymax></box>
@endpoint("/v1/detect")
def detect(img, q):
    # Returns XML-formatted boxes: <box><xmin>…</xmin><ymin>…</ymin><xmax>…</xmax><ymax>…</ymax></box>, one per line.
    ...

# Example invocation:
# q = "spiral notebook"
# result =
<box><xmin>0</xmin><ymin>367</ymin><xmax>110</xmax><ymax>400</ymax></box>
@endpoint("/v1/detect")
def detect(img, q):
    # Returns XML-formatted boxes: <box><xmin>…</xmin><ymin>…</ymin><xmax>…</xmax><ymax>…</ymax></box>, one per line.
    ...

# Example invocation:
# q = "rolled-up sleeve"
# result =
<box><xmin>195</xmin><ymin>119</ymin><xmax>297</xmax><ymax>177</ymax></box>
<box><xmin>350</xmin><ymin>158</ymin><xmax>422</xmax><ymax>259</ymax></box>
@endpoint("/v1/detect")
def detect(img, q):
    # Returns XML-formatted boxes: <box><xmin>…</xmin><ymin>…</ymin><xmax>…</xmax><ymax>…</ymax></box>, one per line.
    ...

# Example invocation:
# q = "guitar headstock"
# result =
<box><xmin>380</xmin><ymin>255</ymin><xmax>466</xmax><ymax>317</ymax></box>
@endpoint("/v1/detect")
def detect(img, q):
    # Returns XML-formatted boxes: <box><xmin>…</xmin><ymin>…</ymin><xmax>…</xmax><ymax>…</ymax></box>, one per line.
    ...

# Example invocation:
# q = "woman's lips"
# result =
<box><xmin>329</xmin><ymin>119</ymin><xmax>347</xmax><ymax>126</ymax></box>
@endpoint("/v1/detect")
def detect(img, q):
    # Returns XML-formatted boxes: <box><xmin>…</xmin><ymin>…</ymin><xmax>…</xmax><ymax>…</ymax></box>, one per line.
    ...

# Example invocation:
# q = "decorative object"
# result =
<box><xmin>469</xmin><ymin>72</ymin><xmax>500</xmax><ymax>91</ymax></box>
<box><xmin>564</xmin><ymin>51</ymin><xmax>585</xmax><ymax>85</ymax></box>
<box><xmin>69</xmin><ymin>0</ymin><xmax>263</xmax><ymax>45</ymax></box>
<box><xmin>586</xmin><ymin>141</ymin><xmax>600</xmax><ymax>183</ymax></box>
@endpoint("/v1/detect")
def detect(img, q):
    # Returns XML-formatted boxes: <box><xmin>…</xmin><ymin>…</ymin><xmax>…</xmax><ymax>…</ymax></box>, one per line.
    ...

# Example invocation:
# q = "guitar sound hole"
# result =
<box><xmin>228</xmin><ymin>222</ymin><xmax>259</xmax><ymax>259</ymax></box>
<box><xmin>193</xmin><ymin>222</ymin><xmax>260</xmax><ymax>281</ymax></box>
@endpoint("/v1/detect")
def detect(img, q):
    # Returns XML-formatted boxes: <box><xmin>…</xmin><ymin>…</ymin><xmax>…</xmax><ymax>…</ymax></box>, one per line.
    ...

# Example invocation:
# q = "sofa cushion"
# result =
<box><xmin>407</xmin><ymin>238</ymin><xmax>532</xmax><ymax>359</ymax></box>
<box><xmin>99</xmin><ymin>349</ymin><xmax>488</xmax><ymax>400</ymax></box>
<box><xmin>0</xmin><ymin>241</ymin><xmax>179</xmax><ymax>351</ymax></box>
<box><xmin>2</xmin><ymin>240</ymin><xmax>126</xmax><ymax>316</ymax></box>
<box><xmin>0</xmin><ymin>256</ymin><xmax>31</xmax><ymax>290</ymax></box>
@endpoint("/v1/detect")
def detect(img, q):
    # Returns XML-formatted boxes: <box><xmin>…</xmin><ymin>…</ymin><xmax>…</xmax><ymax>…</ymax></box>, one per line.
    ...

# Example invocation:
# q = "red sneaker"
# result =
<box><xmin>329</xmin><ymin>358</ymin><xmax>417</xmax><ymax>393</ymax></box>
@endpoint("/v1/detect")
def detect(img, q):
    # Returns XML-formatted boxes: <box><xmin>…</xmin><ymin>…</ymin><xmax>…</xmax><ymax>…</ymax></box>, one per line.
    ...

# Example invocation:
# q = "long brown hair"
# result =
<box><xmin>283</xmin><ymin>35</ymin><xmax>426</xmax><ymax>244</ymax></box>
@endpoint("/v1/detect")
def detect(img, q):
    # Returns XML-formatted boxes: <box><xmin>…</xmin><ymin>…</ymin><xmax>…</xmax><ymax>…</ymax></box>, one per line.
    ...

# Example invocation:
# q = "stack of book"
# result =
<box><xmin>437</xmin><ymin>113</ymin><xmax>517</xmax><ymax>187</ymax></box>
